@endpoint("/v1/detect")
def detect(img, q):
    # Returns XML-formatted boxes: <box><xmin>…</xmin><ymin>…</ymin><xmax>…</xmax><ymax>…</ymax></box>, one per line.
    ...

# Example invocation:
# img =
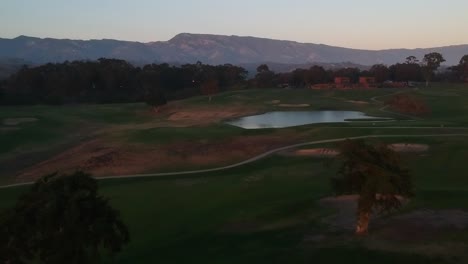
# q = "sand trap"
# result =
<box><xmin>3</xmin><ymin>117</ymin><xmax>38</xmax><ymax>126</ymax></box>
<box><xmin>294</xmin><ymin>148</ymin><xmax>339</xmax><ymax>157</ymax></box>
<box><xmin>290</xmin><ymin>144</ymin><xmax>427</xmax><ymax>158</ymax></box>
<box><xmin>388</xmin><ymin>143</ymin><xmax>429</xmax><ymax>152</ymax></box>
<box><xmin>278</xmin><ymin>104</ymin><xmax>310</xmax><ymax>107</ymax></box>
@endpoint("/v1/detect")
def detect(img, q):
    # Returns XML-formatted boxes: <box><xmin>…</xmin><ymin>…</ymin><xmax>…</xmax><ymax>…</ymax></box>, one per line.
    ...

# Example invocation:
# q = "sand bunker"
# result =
<box><xmin>388</xmin><ymin>143</ymin><xmax>429</xmax><ymax>152</ymax></box>
<box><xmin>278</xmin><ymin>104</ymin><xmax>310</xmax><ymax>107</ymax></box>
<box><xmin>294</xmin><ymin>148</ymin><xmax>339</xmax><ymax>157</ymax></box>
<box><xmin>3</xmin><ymin>117</ymin><xmax>38</xmax><ymax>126</ymax></box>
<box><xmin>266</xmin><ymin>100</ymin><xmax>281</xmax><ymax>104</ymax></box>
<box><xmin>287</xmin><ymin>143</ymin><xmax>427</xmax><ymax>158</ymax></box>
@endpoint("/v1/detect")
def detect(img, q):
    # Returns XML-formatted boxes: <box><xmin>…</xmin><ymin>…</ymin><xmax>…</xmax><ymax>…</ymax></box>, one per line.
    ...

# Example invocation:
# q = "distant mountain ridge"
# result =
<box><xmin>0</xmin><ymin>33</ymin><xmax>467</xmax><ymax>66</ymax></box>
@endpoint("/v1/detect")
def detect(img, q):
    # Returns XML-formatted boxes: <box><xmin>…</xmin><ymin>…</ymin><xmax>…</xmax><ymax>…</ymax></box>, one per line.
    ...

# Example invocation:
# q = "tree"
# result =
<box><xmin>145</xmin><ymin>88</ymin><xmax>167</xmax><ymax>113</ymax></box>
<box><xmin>306</xmin><ymin>66</ymin><xmax>328</xmax><ymax>85</ymax></box>
<box><xmin>332</xmin><ymin>67</ymin><xmax>361</xmax><ymax>83</ymax></box>
<box><xmin>405</xmin><ymin>56</ymin><xmax>419</xmax><ymax>64</ymax></box>
<box><xmin>332</xmin><ymin>139</ymin><xmax>413</xmax><ymax>235</ymax></box>
<box><xmin>369</xmin><ymin>64</ymin><xmax>390</xmax><ymax>83</ymax></box>
<box><xmin>421</xmin><ymin>52</ymin><xmax>445</xmax><ymax>86</ymax></box>
<box><xmin>254</xmin><ymin>64</ymin><xmax>276</xmax><ymax>88</ymax></box>
<box><xmin>450</xmin><ymin>54</ymin><xmax>468</xmax><ymax>82</ymax></box>
<box><xmin>389</xmin><ymin>63</ymin><xmax>422</xmax><ymax>82</ymax></box>
<box><xmin>200</xmin><ymin>79</ymin><xmax>219</xmax><ymax>101</ymax></box>
<box><xmin>0</xmin><ymin>171</ymin><xmax>130</xmax><ymax>264</ymax></box>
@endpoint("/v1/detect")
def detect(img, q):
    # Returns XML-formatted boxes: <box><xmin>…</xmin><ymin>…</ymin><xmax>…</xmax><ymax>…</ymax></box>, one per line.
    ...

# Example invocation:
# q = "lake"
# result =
<box><xmin>226</xmin><ymin>111</ymin><xmax>384</xmax><ymax>129</ymax></box>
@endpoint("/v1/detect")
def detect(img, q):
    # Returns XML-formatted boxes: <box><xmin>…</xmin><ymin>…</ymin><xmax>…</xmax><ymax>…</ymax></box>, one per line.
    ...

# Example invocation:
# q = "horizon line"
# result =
<box><xmin>2</xmin><ymin>33</ymin><xmax>468</xmax><ymax>52</ymax></box>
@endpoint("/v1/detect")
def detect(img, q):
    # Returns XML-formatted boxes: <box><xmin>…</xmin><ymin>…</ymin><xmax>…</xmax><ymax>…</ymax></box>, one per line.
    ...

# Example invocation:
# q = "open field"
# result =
<box><xmin>1</xmin><ymin>84</ymin><xmax>468</xmax><ymax>263</ymax></box>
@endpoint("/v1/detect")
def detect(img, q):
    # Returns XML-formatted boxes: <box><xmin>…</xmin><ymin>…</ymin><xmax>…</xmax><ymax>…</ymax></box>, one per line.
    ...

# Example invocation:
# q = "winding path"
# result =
<box><xmin>2</xmin><ymin>89</ymin><xmax>466</xmax><ymax>190</ymax></box>
<box><xmin>1</xmin><ymin>133</ymin><xmax>467</xmax><ymax>190</ymax></box>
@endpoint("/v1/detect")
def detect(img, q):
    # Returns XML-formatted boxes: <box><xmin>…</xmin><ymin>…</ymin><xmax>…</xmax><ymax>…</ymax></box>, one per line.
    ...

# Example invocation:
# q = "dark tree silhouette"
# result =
<box><xmin>369</xmin><ymin>64</ymin><xmax>390</xmax><ymax>83</ymax></box>
<box><xmin>450</xmin><ymin>54</ymin><xmax>468</xmax><ymax>82</ymax></box>
<box><xmin>332</xmin><ymin>139</ymin><xmax>413</xmax><ymax>235</ymax></box>
<box><xmin>200</xmin><ymin>79</ymin><xmax>219</xmax><ymax>101</ymax></box>
<box><xmin>405</xmin><ymin>56</ymin><xmax>419</xmax><ymax>64</ymax></box>
<box><xmin>422</xmin><ymin>52</ymin><xmax>445</xmax><ymax>87</ymax></box>
<box><xmin>254</xmin><ymin>64</ymin><xmax>276</xmax><ymax>88</ymax></box>
<box><xmin>145</xmin><ymin>88</ymin><xmax>167</xmax><ymax>113</ymax></box>
<box><xmin>0</xmin><ymin>171</ymin><xmax>130</xmax><ymax>264</ymax></box>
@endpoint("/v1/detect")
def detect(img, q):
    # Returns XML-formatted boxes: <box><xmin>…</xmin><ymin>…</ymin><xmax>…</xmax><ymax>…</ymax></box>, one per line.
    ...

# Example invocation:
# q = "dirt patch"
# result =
<box><xmin>319</xmin><ymin>195</ymin><xmax>407</xmax><ymax>232</ymax></box>
<box><xmin>16</xmin><ymin>134</ymin><xmax>299</xmax><ymax>181</ymax></box>
<box><xmin>266</xmin><ymin>100</ymin><xmax>281</xmax><ymax>104</ymax></box>
<box><xmin>376</xmin><ymin>210</ymin><xmax>468</xmax><ymax>241</ymax></box>
<box><xmin>293</xmin><ymin>148</ymin><xmax>339</xmax><ymax>157</ymax></box>
<box><xmin>388</xmin><ymin>143</ymin><xmax>429</xmax><ymax>152</ymax></box>
<box><xmin>278</xmin><ymin>104</ymin><xmax>310</xmax><ymax>107</ymax></box>
<box><xmin>288</xmin><ymin>144</ymin><xmax>429</xmax><ymax>158</ymax></box>
<box><xmin>319</xmin><ymin>195</ymin><xmax>360</xmax><ymax>231</ymax></box>
<box><xmin>167</xmin><ymin>107</ymin><xmax>254</xmax><ymax>124</ymax></box>
<box><xmin>3</xmin><ymin>117</ymin><xmax>38</xmax><ymax>126</ymax></box>
<box><xmin>319</xmin><ymin>195</ymin><xmax>468</xmax><ymax>241</ymax></box>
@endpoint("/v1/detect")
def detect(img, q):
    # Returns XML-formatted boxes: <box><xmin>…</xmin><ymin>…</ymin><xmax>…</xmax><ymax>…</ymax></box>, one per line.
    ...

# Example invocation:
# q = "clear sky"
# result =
<box><xmin>1</xmin><ymin>0</ymin><xmax>468</xmax><ymax>50</ymax></box>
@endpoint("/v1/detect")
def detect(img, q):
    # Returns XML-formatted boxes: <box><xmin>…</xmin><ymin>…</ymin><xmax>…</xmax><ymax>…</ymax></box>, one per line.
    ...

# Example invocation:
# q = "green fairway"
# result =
<box><xmin>1</xmin><ymin>84</ymin><xmax>468</xmax><ymax>262</ymax></box>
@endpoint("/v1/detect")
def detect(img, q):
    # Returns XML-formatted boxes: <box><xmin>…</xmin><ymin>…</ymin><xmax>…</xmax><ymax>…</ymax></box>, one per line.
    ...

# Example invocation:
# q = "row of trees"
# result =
<box><xmin>255</xmin><ymin>52</ymin><xmax>463</xmax><ymax>88</ymax></box>
<box><xmin>1</xmin><ymin>53</ymin><xmax>467</xmax><ymax>106</ymax></box>
<box><xmin>0</xmin><ymin>59</ymin><xmax>247</xmax><ymax>105</ymax></box>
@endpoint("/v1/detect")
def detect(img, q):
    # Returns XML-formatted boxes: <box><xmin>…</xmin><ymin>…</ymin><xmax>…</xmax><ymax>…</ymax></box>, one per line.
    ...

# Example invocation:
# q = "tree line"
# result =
<box><xmin>0</xmin><ymin>59</ymin><xmax>247</xmax><ymax>105</ymax></box>
<box><xmin>262</xmin><ymin>52</ymin><xmax>466</xmax><ymax>88</ymax></box>
<box><xmin>1</xmin><ymin>53</ymin><xmax>467</xmax><ymax>106</ymax></box>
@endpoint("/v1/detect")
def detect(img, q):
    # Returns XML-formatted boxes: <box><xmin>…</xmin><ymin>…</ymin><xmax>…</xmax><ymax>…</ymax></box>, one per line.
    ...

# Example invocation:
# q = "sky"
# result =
<box><xmin>1</xmin><ymin>0</ymin><xmax>468</xmax><ymax>50</ymax></box>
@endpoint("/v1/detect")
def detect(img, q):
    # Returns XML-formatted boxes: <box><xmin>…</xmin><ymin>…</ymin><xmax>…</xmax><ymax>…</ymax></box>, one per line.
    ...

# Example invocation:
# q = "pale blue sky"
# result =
<box><xmin>1</xmin><ymin>0</ymin><xmax>467</xmax><ymax>49</ymax></box>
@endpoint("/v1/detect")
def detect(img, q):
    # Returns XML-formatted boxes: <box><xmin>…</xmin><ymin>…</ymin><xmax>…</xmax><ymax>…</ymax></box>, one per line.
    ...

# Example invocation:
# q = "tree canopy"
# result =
<box><xmin>0</xmin><ymin>171</ymin><xmax>130</xmax><ymax>264</ymax></box>
<box><xmin>421</xmin><ymin>52</ymin><xmax>446</xmax><ymax>86</ymax></box>
<box><xmin>332</xmin><ymin>139</ymin><xmax>413</xmax><ymax>235</ymax></box>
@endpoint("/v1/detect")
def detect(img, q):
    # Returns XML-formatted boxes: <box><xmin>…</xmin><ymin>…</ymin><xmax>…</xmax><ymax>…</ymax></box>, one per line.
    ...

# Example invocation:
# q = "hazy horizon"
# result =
<box><xmin>1</xmin><ymin>0</ymin><xmax>468</xmax><ymax>50</ymax></box>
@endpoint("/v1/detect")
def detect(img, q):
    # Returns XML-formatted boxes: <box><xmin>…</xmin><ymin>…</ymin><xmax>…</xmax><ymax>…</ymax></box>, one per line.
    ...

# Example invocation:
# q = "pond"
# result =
<box><xmin>226</xmin><ymin>111</ymin><xmax>385</xmax><ymax>129</ymax></box>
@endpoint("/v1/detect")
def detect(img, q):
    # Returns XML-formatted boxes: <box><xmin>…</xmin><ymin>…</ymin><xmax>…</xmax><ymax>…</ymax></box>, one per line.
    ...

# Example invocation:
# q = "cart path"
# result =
<box><xmin>1</xmin><ymin>133</ymin><xmax>467</xmax><ymax>190</ymax></box>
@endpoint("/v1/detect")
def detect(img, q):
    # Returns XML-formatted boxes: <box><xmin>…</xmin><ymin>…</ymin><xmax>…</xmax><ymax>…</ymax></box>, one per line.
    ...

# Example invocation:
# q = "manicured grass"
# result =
<box><xmin>2</xmin><ymin>84</ymin><xmax>468</xmax><ymax>262</ymax></box>
<box><xmin>2</xmin><ymin>136</ymin><xmax>468</xmax><ymax>263</ymax></box>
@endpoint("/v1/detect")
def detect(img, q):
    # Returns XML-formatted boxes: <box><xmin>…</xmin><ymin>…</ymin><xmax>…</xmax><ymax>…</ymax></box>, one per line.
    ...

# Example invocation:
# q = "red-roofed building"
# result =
<box><xmin>359</xmin><ymin>77</ymin><xmax>376</xmax><ymax>88</ymax></box>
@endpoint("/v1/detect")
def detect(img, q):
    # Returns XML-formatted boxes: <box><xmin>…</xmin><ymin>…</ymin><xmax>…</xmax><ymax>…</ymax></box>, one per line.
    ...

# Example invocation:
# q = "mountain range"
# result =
<box><xmin>1</xmin><ymin>33</ymin><xmax>467</xmax><ymax>67</ymax></box>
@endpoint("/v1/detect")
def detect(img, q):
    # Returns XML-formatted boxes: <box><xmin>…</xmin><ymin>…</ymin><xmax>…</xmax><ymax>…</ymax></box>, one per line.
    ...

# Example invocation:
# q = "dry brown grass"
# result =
<box><xmin>16</xmin><ymin>134</ymin><xmax>299</xmax><ymax>181</ymax></box>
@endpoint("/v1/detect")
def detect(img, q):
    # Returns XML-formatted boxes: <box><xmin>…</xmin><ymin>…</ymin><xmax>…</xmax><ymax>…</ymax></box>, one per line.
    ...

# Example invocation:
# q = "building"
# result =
<box><xmin>334</xmin><ymin>77</ymin><xmax>351</xmax><ymax>89</ymax></box>
<box><xmin>359</xmin><ymin>77</ymin><xmax>376</xmax><ymax>88</ymax></box>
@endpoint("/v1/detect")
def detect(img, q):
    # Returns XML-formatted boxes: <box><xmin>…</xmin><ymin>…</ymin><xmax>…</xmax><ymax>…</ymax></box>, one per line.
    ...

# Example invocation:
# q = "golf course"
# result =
<box><xmin>2</xmin><ymin>84</ymin><xmax>468</xmax><ymax>263</ymax></box>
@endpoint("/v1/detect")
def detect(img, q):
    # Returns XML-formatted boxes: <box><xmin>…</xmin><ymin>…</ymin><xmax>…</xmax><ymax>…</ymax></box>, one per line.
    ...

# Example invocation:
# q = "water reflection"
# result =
<box><xmin>227</xmin><ymin>111</ymin><xmax>382</xmax><ymax>129</ymax></box>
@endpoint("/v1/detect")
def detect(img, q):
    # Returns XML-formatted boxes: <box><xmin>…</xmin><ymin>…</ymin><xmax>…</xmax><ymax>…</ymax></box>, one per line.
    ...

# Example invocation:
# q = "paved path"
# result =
<box><xmin>2</xmin><ymin>89</ymin><xmax>465</xmax><ymax>190</ymax></box>
<box><xmin>1</xmin><ymin>133</ymin><xmax>467</xmax><ymax>190</ymax></box>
